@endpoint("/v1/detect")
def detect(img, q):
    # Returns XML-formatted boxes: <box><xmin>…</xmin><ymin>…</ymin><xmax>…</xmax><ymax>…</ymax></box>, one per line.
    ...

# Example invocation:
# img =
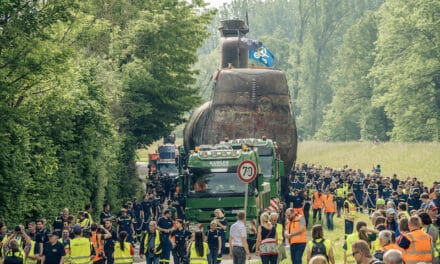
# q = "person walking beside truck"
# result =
<box><xmin>285</xmin><ymin>208</ymin><xmax>307</xmax><ymax>264</ymax></box>
<box><xmin>156</xmin><ymin>210</ymin><xmax>174</xmax><ymax>264</ymax></box>
<box><xmin>255</xmin><ymin>212</ymin><xmax>278</xmax><ymax>264</ymax></box>
<box><xmin>214</xmin><ymin>209</ymin><xmax>227</xmax><ymax>264</ymax></box>
<box><xmin>206</xmin><ymin>221</ymin><xmax>221</xmax><ymax>264</ymax></box>
<box><xmin>229</xmin><ymin>211</ymin><xmax>251</xmax><ymax>264</ymax></box>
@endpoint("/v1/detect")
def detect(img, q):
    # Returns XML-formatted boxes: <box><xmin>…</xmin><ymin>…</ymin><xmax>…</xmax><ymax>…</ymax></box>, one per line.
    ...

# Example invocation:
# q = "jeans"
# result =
<box><xmin>147</xmin><ymin>256</ymin><xmax>160</xmax><ymax>264</ymax></box>
<box><xmin>104</xmin><ymin>248</ymin><xmax>114</xmax><ymax>264</ymax></box>
<box><xmin>304</xmin><ymin>203</ymin><xmax>310</xmax><ymax>227</ymax></box>
<box><xmin>172</xmin><ymin>249</ymin><xmax>186</xmax><ymax>264</ymax></box>
<box><xmin>208</xmin><ymin>249</ymin><xmax>218</xmax><ymax>264</ymax></box>
<box><xmin>261</xmin><ymin>254</ymin><xmax>278</xmax><ymax>264</ymax></box>
<box><xmin>325</xmin><ymin>212</ymin><xmax>334</xmax><ymax>230</ymax></box>
<box><xmin>336</xmin><ymin>197</ymin><xmax>344</xmax><ymax>217</ymax></box>
<box><xmin>312</xmin><ymin>208</ymin><xmax>322</xmax><ymax>223</ymax></box>
<box><xmin>290</xmin><ymin>243</ymin><xmax>306</xmax><ymax>264</ymax></box>
<box><xmin>345</xmin><ymin>219</ymin><xmax>354</xmax><ymax>235</ymax></box>
<box><xmin>232</xmin><ymin>246</ymin><xmax>246</xmax><ymax>264</ymax></box>
<box><xmin>160</xmin><ymin>236</ymin><xmax>172</xmax><ymax>264</ymax></box>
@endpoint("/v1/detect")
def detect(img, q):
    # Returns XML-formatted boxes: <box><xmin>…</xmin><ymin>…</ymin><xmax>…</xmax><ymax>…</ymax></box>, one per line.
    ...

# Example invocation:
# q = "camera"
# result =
<box><xmin>98</xmin><ymin>251</ymin><xmax>106</xmax><ymax>260</ymax></box>
<box><xmin>14</xmin><ymin>226</ymin><xmax>21</xmax><ymax>232</ymax></box>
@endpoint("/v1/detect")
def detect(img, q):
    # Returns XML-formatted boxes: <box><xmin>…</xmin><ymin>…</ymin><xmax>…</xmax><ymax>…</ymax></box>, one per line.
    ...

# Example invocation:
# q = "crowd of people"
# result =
<box><xmin>278</xmin><ymin>163</ymin><xmax>440</xmax><ymax>264</ymax></box>
<box><xmin>1</xmin><ymin>163</ymin><xmax>440</xmax><ymax>264</ymax></box>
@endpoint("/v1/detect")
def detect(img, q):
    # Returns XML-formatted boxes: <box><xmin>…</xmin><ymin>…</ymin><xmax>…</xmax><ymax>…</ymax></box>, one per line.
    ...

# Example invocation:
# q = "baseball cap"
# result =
<box><xmin>49</xmin><ymin>231</ymin><xmax>59</xmax><ymax>237</ymax></box>
<box><xmin>72</xmin><ymin>224</ymin><xmax>82</xmax><ymax>233</ymax></box>
<box><xmin>386</xmin><ymin>208</ymin><xmax>397</xmax><ymax>215</ymax></box>
<box><xmin>376</xmin><ymin>198</ymin><xmax>385</xmax><ymax>206</ymax></box>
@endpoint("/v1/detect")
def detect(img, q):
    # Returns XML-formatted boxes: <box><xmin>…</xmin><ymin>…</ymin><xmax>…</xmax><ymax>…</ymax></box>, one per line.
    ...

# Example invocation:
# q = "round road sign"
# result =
<box><xmin>237</xmin><ymin>160</ymin><xmax>257</xmax><ymax>183</ymax></box>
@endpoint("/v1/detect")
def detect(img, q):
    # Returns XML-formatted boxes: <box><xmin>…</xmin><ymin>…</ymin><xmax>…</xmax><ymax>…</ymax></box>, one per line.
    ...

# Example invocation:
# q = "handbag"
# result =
<box><xmin>259</xmin><ymin>227</ymin><xmax>278</xmax><ymax>256</ymax></box>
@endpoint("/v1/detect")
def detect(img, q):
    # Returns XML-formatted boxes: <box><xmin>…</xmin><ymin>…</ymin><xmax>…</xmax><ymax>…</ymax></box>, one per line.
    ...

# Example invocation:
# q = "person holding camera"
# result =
<box><xmin>3</xmin><ymin>239</ymin><xmax>25</xmax><ymax>264</ymax></box>
<box><xmin>90</xmin><ymin>223</ymin><xmax>112</xmax><ymax>264</ymax></box>
<box><xmin>104</xmin><ymin>220</ymin><xmax>118</xmax><ymax>264</ymax></box>
<box><xmin>2</xmin><ymin>225</ymin><xmax>32</xmax><ymax>264</ymax></box>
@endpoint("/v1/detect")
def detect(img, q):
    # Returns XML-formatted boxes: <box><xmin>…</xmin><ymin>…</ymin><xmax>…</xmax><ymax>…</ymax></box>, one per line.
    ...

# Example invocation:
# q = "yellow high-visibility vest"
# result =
<box><xmin>114</xmin><ymin>242</ymin><xmax>133</xmax><ymax>264</ymax></box>
<box><xmin>69</xmin><ymin>237</ymin><xmax>92</xmax><ymax>264</ymax></box>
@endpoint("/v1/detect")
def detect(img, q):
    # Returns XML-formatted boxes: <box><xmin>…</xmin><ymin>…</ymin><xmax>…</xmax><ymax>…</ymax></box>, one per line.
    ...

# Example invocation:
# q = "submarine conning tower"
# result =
<box><xmin>219</xmin><ymin>19</ymin><xmax>249</xmax><ymax>69</ymax></box>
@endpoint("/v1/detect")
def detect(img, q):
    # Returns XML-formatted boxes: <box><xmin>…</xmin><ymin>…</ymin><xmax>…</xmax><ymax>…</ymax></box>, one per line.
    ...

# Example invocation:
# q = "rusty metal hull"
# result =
<box><xmin>184</xmin><ymin>68</ymin><xmax>297</xmax><ymax>172</ymax></box>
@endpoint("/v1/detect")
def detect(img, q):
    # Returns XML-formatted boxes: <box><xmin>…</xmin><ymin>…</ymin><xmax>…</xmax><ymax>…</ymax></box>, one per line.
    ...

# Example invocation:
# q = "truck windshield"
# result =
<box><xmin>259</xmin><ymin>156</ymin><xmax>273</xmax><ymax>178</ymax></box>
<box><xmin>189</xmin><ymin>172</ymin><xmax>246</xmax><ymax>196</ymax></box>
<box><xmin>158</xmin><ymin>163</ymin><xmax>178</xmax><ymax>175</ymax></box>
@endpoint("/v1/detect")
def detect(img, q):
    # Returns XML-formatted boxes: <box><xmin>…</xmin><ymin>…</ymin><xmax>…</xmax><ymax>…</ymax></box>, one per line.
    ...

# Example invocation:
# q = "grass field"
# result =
<box><xmin>297</xmin><ymin>141</ymin><xmax>440</xmax><ymax>186</ymax></box>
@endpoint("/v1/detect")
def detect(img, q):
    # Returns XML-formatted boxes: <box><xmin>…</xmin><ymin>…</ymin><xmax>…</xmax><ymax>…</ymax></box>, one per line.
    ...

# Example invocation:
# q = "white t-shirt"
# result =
<box><xmin>230</xmin><ymin>220</ymin><xmax>247</xmax><ymax>247</ymax></box>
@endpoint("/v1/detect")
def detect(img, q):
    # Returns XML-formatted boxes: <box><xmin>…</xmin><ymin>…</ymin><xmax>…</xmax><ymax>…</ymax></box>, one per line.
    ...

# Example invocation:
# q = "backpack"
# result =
<box><xmin>311</xmin><ymin>239</ymin><xmax>328</xmax><ymax>260</ymax></box>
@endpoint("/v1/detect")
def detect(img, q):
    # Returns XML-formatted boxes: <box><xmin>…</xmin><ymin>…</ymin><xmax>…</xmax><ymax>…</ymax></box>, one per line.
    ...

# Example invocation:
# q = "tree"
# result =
<box><xmin>317</xmin><ymin>12</ymin><xmax>391</xmax><ymax>141</ymax></box>
<box><xmin>371</xmin><ymin>0</ymin><xmax>440</xmax><ymax>141</ymax></box>
<box><xmin>120</xmin><ymin>0</ymin><xmax>214</xmax><ymax>145</ymax></box>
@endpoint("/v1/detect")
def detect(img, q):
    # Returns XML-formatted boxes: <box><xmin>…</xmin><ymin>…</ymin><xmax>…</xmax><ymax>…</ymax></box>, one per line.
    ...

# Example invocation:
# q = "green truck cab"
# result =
<box><xmin>183</xmin><ymin>138</ymin><xmax>284</xmax><ymax>249</ymax></box>
<box><xmin>226</xmin><ymin>138</ymin><xmax>285</xmax><ymax>200</ymax></box>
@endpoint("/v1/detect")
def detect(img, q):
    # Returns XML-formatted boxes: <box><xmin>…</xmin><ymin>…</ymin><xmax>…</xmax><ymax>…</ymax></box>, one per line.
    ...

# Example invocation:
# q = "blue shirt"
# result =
<box><xmin>117</xmin><ymin>215</ymin><xmax>133</xmax><ymax>233</ymax></box>
<box><xmin>206</xmin><ymin>229</ymin><xmax>220</xmax><ymax>250</ymax></box>
<box><xmin>158</xmin><ymin>217</ymin><xmax>173</xmax><ymax>236</ymax></box>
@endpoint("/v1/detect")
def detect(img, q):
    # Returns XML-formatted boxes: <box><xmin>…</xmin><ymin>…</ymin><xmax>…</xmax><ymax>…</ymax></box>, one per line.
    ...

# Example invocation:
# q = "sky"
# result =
<box><xmin>206</xmin><ymin>0</ymin><xmax>233</xmax><ymax>8</ymax></box>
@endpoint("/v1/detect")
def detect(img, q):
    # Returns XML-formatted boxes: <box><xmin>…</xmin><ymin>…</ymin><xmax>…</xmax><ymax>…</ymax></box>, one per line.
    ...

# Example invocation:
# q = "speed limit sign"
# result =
<box><xmin>237</xmin><ymin>160</ymin><xmax>257</xmax><ymax>183</ymax></box>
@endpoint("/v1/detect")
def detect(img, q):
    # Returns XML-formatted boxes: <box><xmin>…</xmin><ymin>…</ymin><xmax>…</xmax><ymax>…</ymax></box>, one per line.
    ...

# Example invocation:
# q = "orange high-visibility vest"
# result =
<box><xmin>380</xmin><ymin>243</ymin><xmax>403</xmax><ymax>254</ymax></box>
<box><xmin>403</xmin><ymin>229</ymin><xmax>433</xmax><ymax>264</ymax></box>
<box><xmin>286</xmin><ymin>214</ymin><xmax>307</xmax><ymax>244</ymax></box>
<box><xmin>323</xmin><ymin>194</ymin><xmax>336</xmax><ymax>213</ymax></box>
<box><xmin>293</xmin><ymin>208</ymin><xmax>304</xmax><ymax>216</ymax></box>
<box><xmin>312</xmin><ymin>192</ymin><xmax>323</xmax><ymax>209</ymax></box>
<box><xmin>90</xmin><ymin>232</ymin><xmax>105</xmax><ymax>262</ymax></box>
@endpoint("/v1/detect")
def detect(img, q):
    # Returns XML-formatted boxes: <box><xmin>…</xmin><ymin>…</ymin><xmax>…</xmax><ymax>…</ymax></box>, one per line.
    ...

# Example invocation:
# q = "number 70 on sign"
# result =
<box><xmin>237</xmin><ymin>160</ymin><xmax>257</xmax><ymax>183</ymax></box>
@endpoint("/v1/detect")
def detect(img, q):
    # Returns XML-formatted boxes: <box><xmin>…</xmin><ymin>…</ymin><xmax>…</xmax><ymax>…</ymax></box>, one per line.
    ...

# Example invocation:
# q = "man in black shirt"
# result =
<box><xmin>103</xmin><ymin>219</ymin><xmax>118</xmax><ymax>264</ymax></box>
<box><xmin>41</xmin><ymin>232</ymin><xmax>65</xmax><ymax>264</ymax></box>
<box><xmin>390</xmin><ymin>174</ymin><xmax>400</xmax><ymax>190</ymax></box>
<box><xmin>35</xmin><ymin>219</ymin><xmax>49</xmax><ymax>257</ymax></box>
<box><xmin>141</xmin><ymin>194</ymin><xmax>152</xmax><ymax>228</ymax></box>
<box><xmin>100</xmin><ymin>203</ymin><xmax>115</xmax><ymax>225</ymax></box>
<box><xmin>26</xmin><ymin>222</ymin><xmax>37</xmax><ymax>241</ymax></box>
<box><xmin>52</xmin><ymin>208</ymin><xmax>69</xmax><ymax>236</ymax></box>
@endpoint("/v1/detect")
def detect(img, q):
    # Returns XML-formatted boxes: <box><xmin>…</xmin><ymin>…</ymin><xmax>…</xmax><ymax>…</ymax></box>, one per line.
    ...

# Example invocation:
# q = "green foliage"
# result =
<box><xmin>0</xmin><ymin>0</ymin><xmax>214</xmax><ymax>225</ymax></box>
<box><xmin>317</xmin><ymin>12</ymin><xmax>391</xmax><ymax>141</ymax></box>
<box><xmin>371</xmin><ymin>0</ymin><xmax>440</xmax><ymax>141</ymax></box>
<box><xmin>209</xmin><ymin>0</ymin><xmax>438</xmax><ymax>142</ymax></box>
<box><xmin>120</xmin><ymin>0</ymin><xmax>214</xmax><ymax>145</ymax></box>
